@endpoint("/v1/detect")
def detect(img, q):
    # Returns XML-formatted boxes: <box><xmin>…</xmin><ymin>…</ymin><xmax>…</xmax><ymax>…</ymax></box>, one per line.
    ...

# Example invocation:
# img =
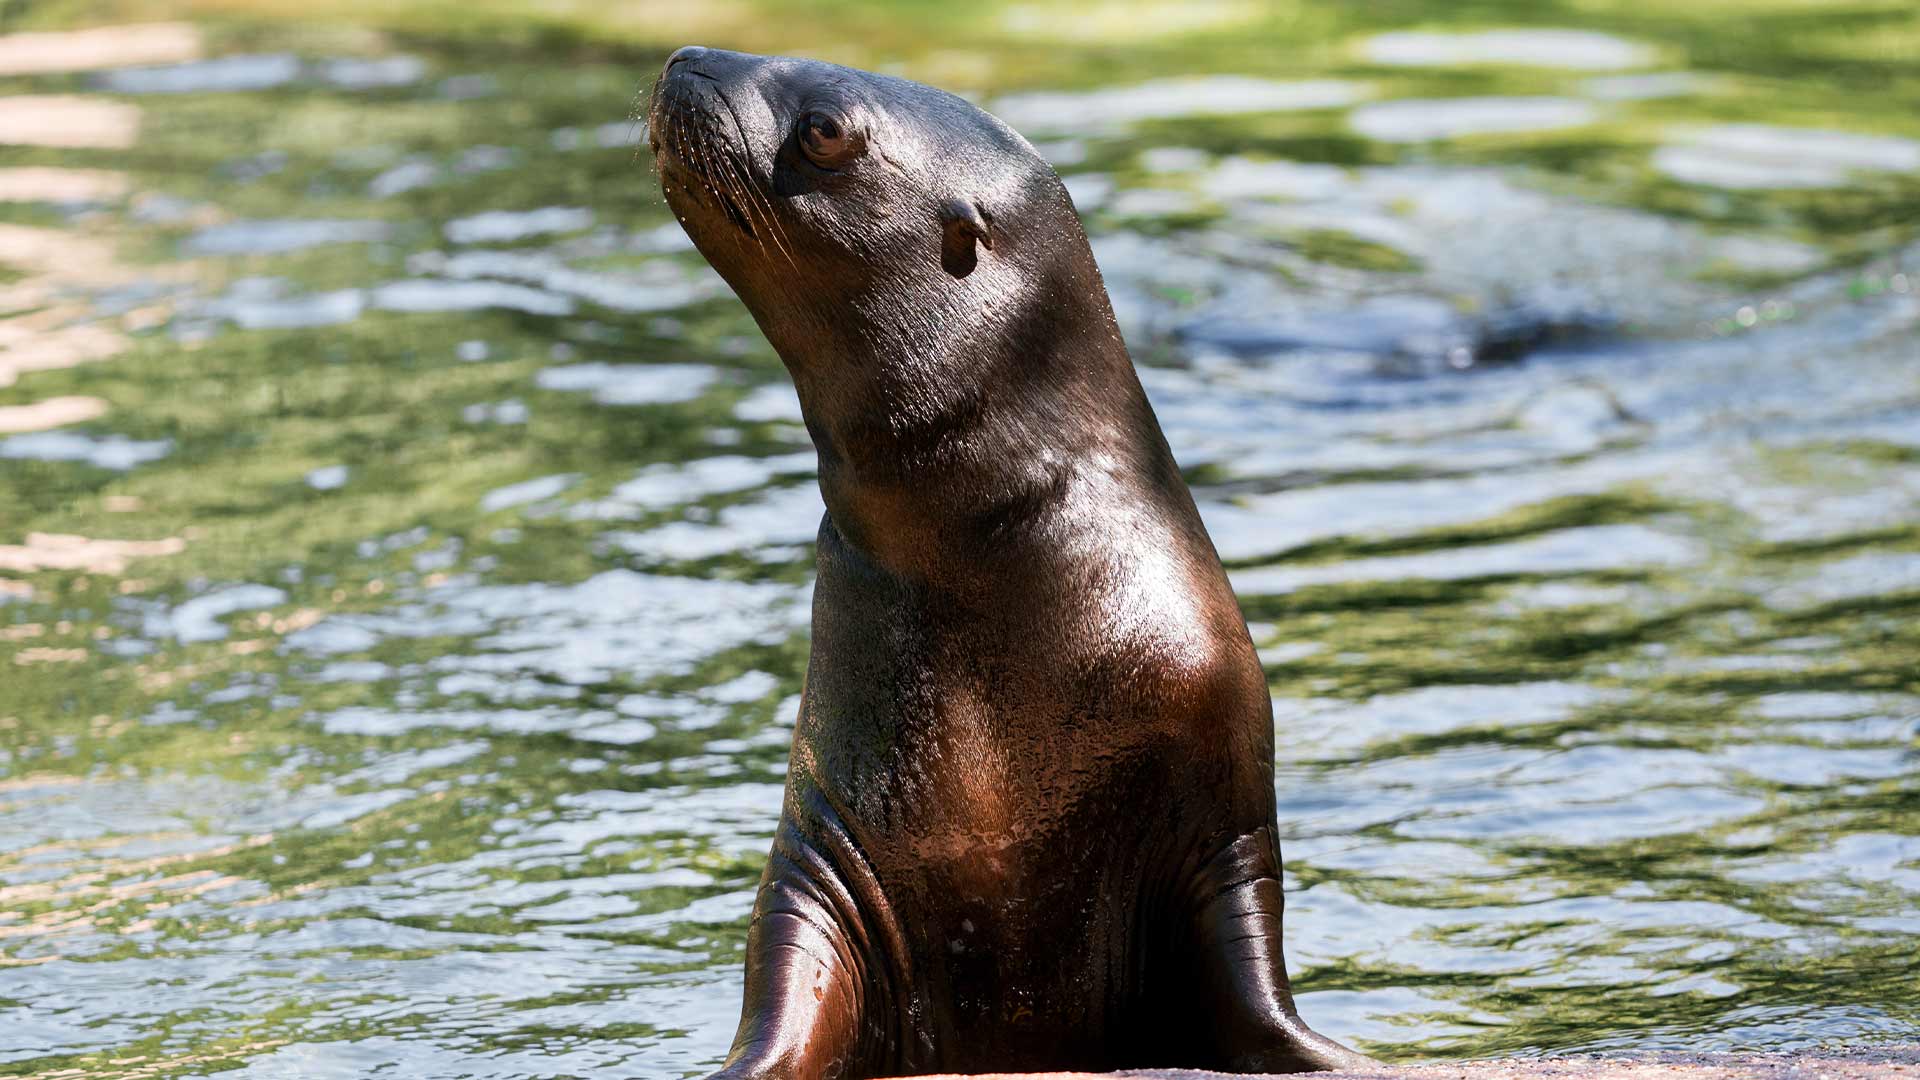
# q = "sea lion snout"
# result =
<box><xmin>649</xmin><ymin>47</ymin><xmax>772</xmax><ymax>246</ymax></box>
<box><xmin>663</xmin><ymin>44</ymin><xmax>709</xmax><ymax>75</ymax></box>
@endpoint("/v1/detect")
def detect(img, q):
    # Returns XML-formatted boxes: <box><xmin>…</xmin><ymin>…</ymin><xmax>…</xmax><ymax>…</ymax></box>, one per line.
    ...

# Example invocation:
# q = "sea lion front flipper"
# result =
<box><xmin>705</xmin><ymin>825</ymin><xmax>866</xmax><ymax>1080</ymax></box>
<box><xmin>1186</xmin><ymin>829</ymin><xmax>1376</xmax><ymax>1074</ymax></box>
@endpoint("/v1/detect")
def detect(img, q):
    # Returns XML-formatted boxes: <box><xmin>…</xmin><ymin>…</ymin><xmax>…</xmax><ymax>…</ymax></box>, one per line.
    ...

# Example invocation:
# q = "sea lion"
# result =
<box><xmin>648</xmin><ymin>45</ymin><xmax>1372</xmax><ymax>1078</ymax></box>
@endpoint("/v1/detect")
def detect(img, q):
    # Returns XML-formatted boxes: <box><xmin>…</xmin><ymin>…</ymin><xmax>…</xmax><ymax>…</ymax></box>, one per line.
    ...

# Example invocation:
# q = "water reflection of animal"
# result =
<box><xmin>650</xmin><ymin>46</ymin><xmax>1372</xmax><ymax>1079</ymax></box>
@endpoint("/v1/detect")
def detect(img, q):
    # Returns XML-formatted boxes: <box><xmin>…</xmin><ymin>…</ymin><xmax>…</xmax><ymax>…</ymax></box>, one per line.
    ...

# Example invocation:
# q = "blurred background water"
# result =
<box><xmin>0</xmin><ymin>1</ymin><xmax>1916</xmax><ymax>1076</ymax></box>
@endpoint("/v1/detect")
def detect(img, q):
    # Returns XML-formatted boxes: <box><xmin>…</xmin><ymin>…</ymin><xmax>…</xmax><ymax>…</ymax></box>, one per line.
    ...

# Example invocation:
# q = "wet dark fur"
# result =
<box><xmin>647</xmin><ymin>46</ymin><xmax>1371</xmax><ymax>1080</ymax></box>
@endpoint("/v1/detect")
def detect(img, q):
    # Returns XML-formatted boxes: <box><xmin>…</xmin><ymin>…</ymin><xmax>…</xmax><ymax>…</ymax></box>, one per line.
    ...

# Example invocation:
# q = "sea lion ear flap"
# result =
<box><xmin>938</xmin><ymin>198</ymin><xmax>993</xmax><ymax>279</ymax></box>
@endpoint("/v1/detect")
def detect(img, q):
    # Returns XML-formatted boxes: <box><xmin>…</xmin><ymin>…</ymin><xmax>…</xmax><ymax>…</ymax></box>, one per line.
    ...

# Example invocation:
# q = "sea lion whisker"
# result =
<box><xmin>660</xmin><ymin>96</ymin><xmax>684</xmax><ymax>174</ymax></box>
<box><xmin>672</xmin><ymin>105</ymin><xmax>711</xmax><ymax>203</ymax></box>
<box><xmin>726</xmin><ymin>150</ymin><xmax>797</xmax><ymax>269</ymax></box>
<box><xmin>638</xmin><ymin>76</ymin><xmax>668</xmax><ymax>169</ymax></box>
<box><xmin>701</xmin><ymin>129</ymin><xmax>765</xmax><ymax>247</ymax></box>
<box><xmin>699</xmin><ymin>85</ymin><xmax>800</xmax><ymax>266</ymax></box>
<box><xmin>733</xmin><ymin>149</ymin><xmax>794</xmax><ymax>269</ymax></box>
<box><xmin>724</xmin><ymin>159</ymin><xmax>778</xmax><ymax>257</ymax></box>
<box><xmin>637</xmin><ymin>114</ymin><xmax>660</xmax><ymax>165</ymax></box>
<box><xmin>689</xmin><ymin>115</ymin><xmax>756</xmax><ymax>239</ymax></box>
<box><xmin>709</xmin><ymin>137</ymin><xmax>775</xmax><ymax>255</ymax></box>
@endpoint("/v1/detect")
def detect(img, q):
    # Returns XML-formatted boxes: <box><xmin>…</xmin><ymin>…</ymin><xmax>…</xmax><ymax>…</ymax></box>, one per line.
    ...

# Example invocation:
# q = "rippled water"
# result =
<box><xmin>2</xmin><ymin>6</ymin><xmax>1917</xmax><ymax>1077</ymax></box>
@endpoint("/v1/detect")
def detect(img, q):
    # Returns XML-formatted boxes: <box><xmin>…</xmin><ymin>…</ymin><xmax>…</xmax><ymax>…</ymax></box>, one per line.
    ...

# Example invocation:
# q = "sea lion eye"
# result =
<box><xmin>798</xmin><ymin>111</ymin><xmax>858</xmax><ymax>167</ymax></box>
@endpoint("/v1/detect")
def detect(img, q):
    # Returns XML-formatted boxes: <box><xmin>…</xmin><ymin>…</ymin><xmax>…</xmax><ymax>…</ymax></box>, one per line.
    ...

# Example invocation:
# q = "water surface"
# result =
<box><xmin>1</xmin><ymin>6</ymin><xmax>1917</xmax><ymax>1077</ymax></box>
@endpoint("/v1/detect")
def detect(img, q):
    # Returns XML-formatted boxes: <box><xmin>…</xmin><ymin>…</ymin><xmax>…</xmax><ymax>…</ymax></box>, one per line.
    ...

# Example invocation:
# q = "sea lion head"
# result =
<box><xmin>647</xmin><ymin>47</ymin><xmax>1104</xmax><ymax>382</ymax></box>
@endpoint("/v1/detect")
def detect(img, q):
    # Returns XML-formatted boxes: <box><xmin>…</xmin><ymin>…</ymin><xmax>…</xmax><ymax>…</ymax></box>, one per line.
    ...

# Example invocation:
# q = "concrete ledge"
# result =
<box><xmin>885</xmin><ymin>1046</ymin><xmax>1920</xmax><ymax>1079</ymax></box>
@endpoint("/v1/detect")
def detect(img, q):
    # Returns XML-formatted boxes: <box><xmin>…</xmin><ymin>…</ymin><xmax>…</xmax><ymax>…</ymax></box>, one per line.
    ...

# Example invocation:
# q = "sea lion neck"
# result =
<box><xmin>783</xmin><ymin>291</ymin><xmax>1188</xmax><ymax>585</ymax></box>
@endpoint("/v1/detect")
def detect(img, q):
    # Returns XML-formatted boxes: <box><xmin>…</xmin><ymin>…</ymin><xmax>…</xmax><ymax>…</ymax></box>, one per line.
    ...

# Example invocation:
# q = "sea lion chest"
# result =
<box><xmin>788</xmin><ymin>523</ymin><xmax>1257</xmax><ymax>1040</ymax></box>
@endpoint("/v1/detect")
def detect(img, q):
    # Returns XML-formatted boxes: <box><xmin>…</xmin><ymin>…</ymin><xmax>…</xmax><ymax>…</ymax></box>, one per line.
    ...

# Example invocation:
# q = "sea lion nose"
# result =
<box><xmin>664</xmin><ymin>45</ymin><xmax>708</xmax><ymax>76</ymax></box>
